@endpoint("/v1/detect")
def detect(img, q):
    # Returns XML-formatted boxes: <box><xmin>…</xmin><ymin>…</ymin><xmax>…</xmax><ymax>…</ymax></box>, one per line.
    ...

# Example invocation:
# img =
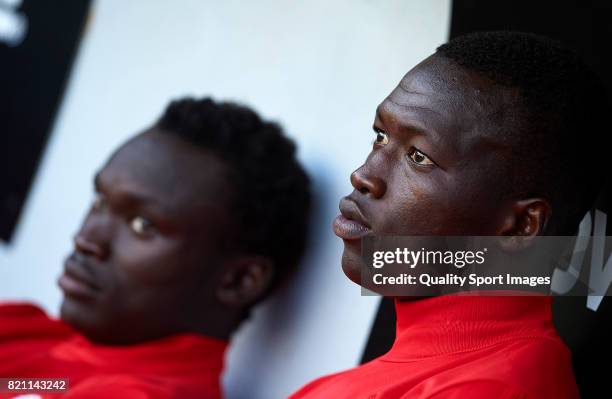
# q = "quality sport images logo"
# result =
<box><xmin>361</xmin><ymin>211</ymin><xmax>612</xmax><ymax>311</ymax></box>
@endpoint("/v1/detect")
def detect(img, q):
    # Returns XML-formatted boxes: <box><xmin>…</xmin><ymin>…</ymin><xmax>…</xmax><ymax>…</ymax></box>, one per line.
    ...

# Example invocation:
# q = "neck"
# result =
<box><xmin>183</xmin><ymin>310</ymin><xmax>246</xmax><ymax>341</ymax></box>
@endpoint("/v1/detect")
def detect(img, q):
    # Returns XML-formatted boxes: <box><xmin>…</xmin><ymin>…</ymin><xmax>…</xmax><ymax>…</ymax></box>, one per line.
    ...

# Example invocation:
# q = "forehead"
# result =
<box><xmin>98</xmin><ymin>129</ymin><xmax>233</xmax><ymax>213</ymax></box>
<box><xmin>378</xmin><ymin>55</ymin><xmax>521</xmax><ymax>150</ymax></box>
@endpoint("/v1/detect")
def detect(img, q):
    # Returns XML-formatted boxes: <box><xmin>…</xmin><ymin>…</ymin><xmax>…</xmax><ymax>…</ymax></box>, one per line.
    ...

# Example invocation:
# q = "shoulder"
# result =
<box><xmin>63</xmin><ymin>375</ymin><xmax>220</xmax><ymax>399</ymax></box>
<box><xmin>492</xmin><ymin>337</ymin><xmax>579</xmax><ymax>398</ymax></box>
<box><xmin>0</xmin><ymin>302</ymin><xmax>72</xmax><ymax>339</ymax></box>
<box><xmin>491</xmin><ymin>336</ymin><xmax>575</xmax><ymax>381</ymax></box>
<box><xmin>411</xmin><ymin>380</ymin><xmax>532</xmax><ymax>399</ymax></box>
<box><xmin>0</xmin><ymin>302</ymin><xmax>47</xmax><ymax>317</ymax></box>
<box><xmin>413</xmin><ymin>337</ymin><xmax>579</xmax><ymax>399</ymax></box>
<box><xmin>62</xmin><ymin>375</ymin><xmax>173</xmax><ymax>399</ymax></box>
<box><xmin>288</xmin><ymin>370</ymin><xmax>352</xmax><ymax>398</ymax></box>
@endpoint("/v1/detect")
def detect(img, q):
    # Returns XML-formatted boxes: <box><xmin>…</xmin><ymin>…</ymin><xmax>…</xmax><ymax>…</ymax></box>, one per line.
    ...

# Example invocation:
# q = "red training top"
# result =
<box><xmin>290</xmin><ymin>295</ymin><xmax>580</xmax><ymax>399</ymax></box>
<box><xmin>0</xmin><ymin>303</ymin><xmax>228</xmax><ymax>399</ymax></box>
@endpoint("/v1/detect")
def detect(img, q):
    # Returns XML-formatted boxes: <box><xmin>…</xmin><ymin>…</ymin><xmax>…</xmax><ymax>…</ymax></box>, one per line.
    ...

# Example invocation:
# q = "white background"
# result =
<box><xmin>0</xmin><ymin>1</ymin><xmax>450</xmax><ymax>398</ymax></box>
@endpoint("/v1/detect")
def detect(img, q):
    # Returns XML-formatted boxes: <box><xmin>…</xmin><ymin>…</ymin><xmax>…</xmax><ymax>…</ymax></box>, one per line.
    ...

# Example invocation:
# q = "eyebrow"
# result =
<box><xmin>93</xmin><ymin>172</ymin><xmax>164</xmax><ymax>211</ymax></box>
<box><xmin>375</xmin><ymin>103</ymin><xmax>441</xmax><ymax>142</ymax></box>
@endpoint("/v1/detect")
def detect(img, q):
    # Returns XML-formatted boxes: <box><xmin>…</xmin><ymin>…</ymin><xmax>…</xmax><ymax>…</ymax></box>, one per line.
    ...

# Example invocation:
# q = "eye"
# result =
<box><xmin>407</xmin><ymin>147</ymin><xmax>435</xmax><ymax>167</ymax></box>
<box><xmin>373</xmin><ymin>129</ymin><xmax>389</xmax><ymax>146</ymax></box>
<box><xmin>130</xmin><ymin>216</ymin><xmax>156</xmax><ymax>237</ymax></box>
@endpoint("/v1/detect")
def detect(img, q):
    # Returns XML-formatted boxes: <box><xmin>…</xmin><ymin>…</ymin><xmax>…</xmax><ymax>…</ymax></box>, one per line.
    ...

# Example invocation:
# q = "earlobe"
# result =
<box><xmin>524</xmin><ymin>204</ymin><xmax>549</xmax><ymax>235</ymax></box>
<box><xmin>497</xmin><ymin>198</ymin><xmax>551</xmax><ymax>251</ymax></box>
<box><xmin>216</xmin><ymin>257</ymin><xmax>274</xmax><ymax>308</ymax></box>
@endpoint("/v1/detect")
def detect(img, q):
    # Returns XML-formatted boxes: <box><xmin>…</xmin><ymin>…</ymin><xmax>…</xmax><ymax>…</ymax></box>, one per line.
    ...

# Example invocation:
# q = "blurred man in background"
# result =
<box><xmin>0</xmin><ymin>97</ymin><xmax>311</xmax><ymax>398</ymax></box>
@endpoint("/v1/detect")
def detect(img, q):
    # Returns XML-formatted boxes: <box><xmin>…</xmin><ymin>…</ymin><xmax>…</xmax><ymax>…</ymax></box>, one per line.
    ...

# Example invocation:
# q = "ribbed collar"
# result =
<box><xmin>380</xmin><ymin>294</ymin><xmax>559</xmax><ymax>362</ymax></box>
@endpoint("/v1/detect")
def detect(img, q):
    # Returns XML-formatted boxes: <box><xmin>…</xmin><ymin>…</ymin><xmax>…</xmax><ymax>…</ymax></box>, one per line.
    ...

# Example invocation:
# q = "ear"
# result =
<box><xmin>497</xmin><ymin>198</ymin><xmax>551</xmax><ymax>251</ymax></box>
<box><xmin>216</xmin><ymin>256</ymin><xmax>274</xmax><ymax>308</ymax></box>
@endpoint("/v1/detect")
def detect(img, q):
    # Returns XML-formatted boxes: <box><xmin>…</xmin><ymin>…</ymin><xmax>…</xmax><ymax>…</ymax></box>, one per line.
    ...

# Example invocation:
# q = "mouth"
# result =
<box><xmin>332</xmin><ymin>197</ymin><xmax>372</xmax><ymax>240</ymax></box>
<box><xmin>58</xmin><ymin>254</ymin><xmax>101</xmax><ymax>301</ymax></box>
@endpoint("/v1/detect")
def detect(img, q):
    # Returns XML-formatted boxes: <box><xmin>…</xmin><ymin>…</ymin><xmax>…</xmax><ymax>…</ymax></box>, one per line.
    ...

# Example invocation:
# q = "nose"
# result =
<box><xmin>350</xmin><ymin>166</ymin><xmax>386</xmax><ymax>199</ymax></box>
<box><xmin>74</xmin><ymin>235</ymin><xmax>108</xmax><ymax>260</ymax></box>
<box><xmin>74</xmin><ymin>216</ymin><xmax>111</xmax><ymax>261</ymax></box>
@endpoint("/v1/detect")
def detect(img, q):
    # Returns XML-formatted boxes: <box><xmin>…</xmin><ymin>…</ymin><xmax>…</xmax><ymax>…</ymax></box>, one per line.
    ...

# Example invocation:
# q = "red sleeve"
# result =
<box><xmin>411</xmin><ymin>381</ymin><xmax>532</xmax><ymax>399</ymax></box>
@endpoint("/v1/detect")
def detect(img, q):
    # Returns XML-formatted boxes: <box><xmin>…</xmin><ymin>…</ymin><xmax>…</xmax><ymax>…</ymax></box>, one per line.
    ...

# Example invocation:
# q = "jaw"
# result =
<box><xmin>60</xmin><ymin>295</ymin><xmax>104</xmax><ymax>338</ymax></box>
<box><xmin>341</xmin><ymin>241</ymin><xmax>365</xmax><ymax>286</ymax></box>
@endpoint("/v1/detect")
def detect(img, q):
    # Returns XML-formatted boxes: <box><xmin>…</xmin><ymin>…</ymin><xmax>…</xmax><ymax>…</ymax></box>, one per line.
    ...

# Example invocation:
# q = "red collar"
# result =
<box><xmin>52</xmin><ymin>333</ymin><xmax>228</xmax><ymax>374</ymax></box>
<box><xmin>381</xmin><ymin>294</ymin><xmax>559</xmax><ymax>361</ymax></box>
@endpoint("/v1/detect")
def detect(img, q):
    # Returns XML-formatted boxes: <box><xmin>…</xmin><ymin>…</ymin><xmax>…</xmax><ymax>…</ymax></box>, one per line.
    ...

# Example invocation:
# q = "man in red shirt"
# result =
<box><xmin>290</xmin><ymin>31</ymin><xmax>606</xmax><ymax>398</ymax></box>
<box><xmin>0</xmin><ymin>98</ymin><xmax>311</xmax><ymax>398</ymax></box>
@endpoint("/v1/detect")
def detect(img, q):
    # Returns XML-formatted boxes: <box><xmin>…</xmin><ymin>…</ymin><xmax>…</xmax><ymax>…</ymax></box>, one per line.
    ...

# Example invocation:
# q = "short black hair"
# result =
<box><xmin>155</xmin><ymin>97</ymin><xmax>311</xmax><ymax>292</ymax></box>
<box><xmin>436</xmin><ymin>31</ymin><xmax>608</xmax><ymax>234</ymax></box>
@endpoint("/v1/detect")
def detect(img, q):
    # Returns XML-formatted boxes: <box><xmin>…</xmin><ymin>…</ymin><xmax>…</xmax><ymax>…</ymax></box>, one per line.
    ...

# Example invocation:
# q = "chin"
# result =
<box><xmin>341</xmin><ymin>246</ymin><xmax>365</xmax><ymax>286</ymax></box>
<box><xmin>60</xmin><ymin>296</ymin><xmax>89</xmax><ymax>329</ymax></box>
<box><xmin>60</xmin><ymin>296</ymin><xmax>106</xmax><ymax>341</ymax></box>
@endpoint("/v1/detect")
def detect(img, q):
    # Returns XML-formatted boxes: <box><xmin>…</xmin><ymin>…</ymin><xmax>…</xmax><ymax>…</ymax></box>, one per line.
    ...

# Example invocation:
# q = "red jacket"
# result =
<box><xmin>290</xmin><ymin>295</ymin><xmax>580</xmax><ymax>399</ymax></box>
<box><xmin>0</xmin><ymin>303</ymin><xmax>228</xmax><ymax>399</ymax></box>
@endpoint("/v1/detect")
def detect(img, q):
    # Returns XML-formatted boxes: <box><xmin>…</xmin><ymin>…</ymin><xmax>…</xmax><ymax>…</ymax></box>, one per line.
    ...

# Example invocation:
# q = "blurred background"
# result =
<box><xmin>0</xmin><ymin>1</ymin><xmax>609</xmax><ymax>398</ymax></box>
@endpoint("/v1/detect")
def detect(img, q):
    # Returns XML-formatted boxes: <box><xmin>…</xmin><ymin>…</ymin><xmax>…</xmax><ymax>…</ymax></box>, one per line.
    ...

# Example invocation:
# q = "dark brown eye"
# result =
<box><xmin>407</xmin><ymin>147</ymin><xmax>434</xmax><ymax>166</ymax></box>
<box><xmin>374</xmin><ymin>130</ymin><xmax>389</xmax><ymax>145</ymax></box>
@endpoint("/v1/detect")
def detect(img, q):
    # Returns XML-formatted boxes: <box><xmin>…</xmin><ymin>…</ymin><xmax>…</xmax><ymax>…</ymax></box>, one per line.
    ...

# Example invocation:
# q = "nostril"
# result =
<box><xmin>359</xmin><ymin>187</ymin><xmax>369</xmax><ymax>194</ymax></box>
<box><xmin>74</xmin><ymin>235</ymin><xmax>107</xmax><ymax>260</ymax></box>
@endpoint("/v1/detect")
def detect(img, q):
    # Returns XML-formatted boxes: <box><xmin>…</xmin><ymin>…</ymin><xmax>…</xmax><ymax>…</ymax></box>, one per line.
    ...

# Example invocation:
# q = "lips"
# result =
<box><xmin>58</xmin><ymin>254</ymin><xmax>101</xmax><ymax>300</ymax></box>
<box><xmin>333</xmin><ymin>197</ymin><xmax>372</xmax><ymax>240</ymax></box>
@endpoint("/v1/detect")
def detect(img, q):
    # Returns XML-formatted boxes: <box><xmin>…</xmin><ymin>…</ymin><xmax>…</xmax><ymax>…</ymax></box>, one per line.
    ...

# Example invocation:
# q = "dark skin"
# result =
<box><xmin>333</xmin><ymin>54</ymin><xmax>551</xmax><ymax>285</ymax></box>
<box><xmin>58</xmin><ymin>128</ymin><xmax>273</xmax><ymax>345</ymax></box>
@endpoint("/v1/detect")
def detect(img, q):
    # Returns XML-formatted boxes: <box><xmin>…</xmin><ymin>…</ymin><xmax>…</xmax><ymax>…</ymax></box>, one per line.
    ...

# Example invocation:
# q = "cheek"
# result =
<box><xmin>379</xmin><ymin>168</ymin><xmax>460</xmax><ymax>235</ymax></box>
<box><xmin>111</xmin><ymin>230</ymin><xmax>191</xmax><ymax>287</ymax></box>
<box><xmin>428</xmin><ymin>168</ymin><xmax>504</xmax><ymax>235</ymax></box>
